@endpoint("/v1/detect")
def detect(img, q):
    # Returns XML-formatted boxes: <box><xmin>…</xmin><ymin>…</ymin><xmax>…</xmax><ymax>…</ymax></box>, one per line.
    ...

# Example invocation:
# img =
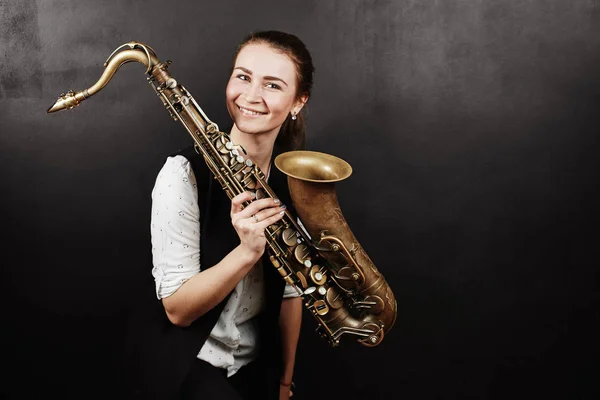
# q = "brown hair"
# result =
<box><xmin>233</xmin><ymin>30</ymin><xmax>315</xmax><ymax>151</ymax></box>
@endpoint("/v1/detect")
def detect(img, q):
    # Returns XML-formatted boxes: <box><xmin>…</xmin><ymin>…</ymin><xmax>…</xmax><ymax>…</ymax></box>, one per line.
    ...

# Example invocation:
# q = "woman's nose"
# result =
<box><xmin>243</xmin><ymin>83</ymin><xmax>261</xmax><ymax>103</ymax></box>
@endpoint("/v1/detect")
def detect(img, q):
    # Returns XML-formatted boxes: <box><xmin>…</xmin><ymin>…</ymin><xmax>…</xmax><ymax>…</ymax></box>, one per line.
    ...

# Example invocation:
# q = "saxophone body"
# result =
<box><xmin>48</xmin><ymin>42</ymin><xmax>397</xmax><ymax>347</ymax></box>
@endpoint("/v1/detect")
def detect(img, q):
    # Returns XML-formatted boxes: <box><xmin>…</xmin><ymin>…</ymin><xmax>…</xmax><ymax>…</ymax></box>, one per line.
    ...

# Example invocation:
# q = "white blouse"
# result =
<box><xmin>150</xmin><ymin>155</ymin><xmax>300</xmax><ymax>378</ymax></box>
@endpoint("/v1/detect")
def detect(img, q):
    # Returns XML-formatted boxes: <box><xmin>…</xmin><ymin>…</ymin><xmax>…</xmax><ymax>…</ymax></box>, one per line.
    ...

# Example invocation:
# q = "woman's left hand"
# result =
<box><xmin>279</xmin><ymin>383</ymin><xmax>293</xmax><ymax>399</ymax></box>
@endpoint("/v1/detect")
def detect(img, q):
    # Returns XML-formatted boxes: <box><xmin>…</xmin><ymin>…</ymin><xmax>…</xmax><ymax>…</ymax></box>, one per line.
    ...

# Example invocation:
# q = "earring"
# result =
<box><xmin>291</xmin><ymin>112</ymin><xmax>297</xmax><ymax>120</ymax></box>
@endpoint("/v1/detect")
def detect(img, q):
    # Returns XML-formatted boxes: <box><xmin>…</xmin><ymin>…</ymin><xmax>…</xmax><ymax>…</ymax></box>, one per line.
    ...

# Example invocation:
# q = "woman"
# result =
<box><xmin>147</xmin><ymin>30</ymin><xmax>314</xmax><ymax>400</ymax></box>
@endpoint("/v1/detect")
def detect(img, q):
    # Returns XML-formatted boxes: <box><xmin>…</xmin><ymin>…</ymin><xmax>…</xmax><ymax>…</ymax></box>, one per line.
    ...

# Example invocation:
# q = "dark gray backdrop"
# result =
<box><xmin>1</xmin><ymin>0</ymin><xmax>599</xmax><ymax>399</ymax></box>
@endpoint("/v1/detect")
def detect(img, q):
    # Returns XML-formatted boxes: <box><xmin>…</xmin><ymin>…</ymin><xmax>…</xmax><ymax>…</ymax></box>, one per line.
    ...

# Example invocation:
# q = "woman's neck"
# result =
<box><xmin>229</xmin><ymin>124</ymin><xmax>279</xmax><ymax>174</ymax></box>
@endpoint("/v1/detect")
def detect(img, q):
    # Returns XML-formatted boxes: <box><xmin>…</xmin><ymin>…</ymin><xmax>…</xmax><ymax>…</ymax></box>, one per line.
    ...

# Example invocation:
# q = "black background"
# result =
<box><xmin>1</xmin><ymin>1</ymin><xmax>599</xmax><ymax>399</ymax></box>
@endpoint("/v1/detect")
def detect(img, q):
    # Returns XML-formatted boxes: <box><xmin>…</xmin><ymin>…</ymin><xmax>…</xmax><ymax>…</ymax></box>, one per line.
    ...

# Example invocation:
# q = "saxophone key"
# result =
<box><xmin>309</xmin><ymin>265</ymin><xmax>327</xmax><ymax>285</ymax></box>
<box><xmin>304</xmin><ymin>286</ymin><xmax>316</xmax><ymax>295</ymax></box>
<box><xmin>216</xmin><ymin>136</ymin><xmax>229</xmax><ymax>154</ymax></box>
<box><xmin>269</xmin><ymin>255</ymin><xmax>281</xmax><ymax>270</ymax></box>
<box><xmin>283</xmin><ymin>276</ymin><xmax>296</xmax><ymax>286</ymax></box>
<box><xmin>282</xmin><ymin>228</ymin><xmax>297</xmax><ymax>247</ymax></box>
<box><xmin>334</xmin><ymin>266</ymin><xmax>361</xmax><ymax>291</ymax></box>
<box><xmin>240</xmin><ymin>173</ymin><xmax>257</xmax><ymax>190</ymax></box>
<box><xmin>326</xmin><ymin>287</ymin><xmax>344</xmax><ymax>310</ymax></box>
<box><xmin>165</xmin><ymin>78</ymin><xmax>177</xmax><ymax>89</ymax></box>
<box><xmin>269</xmin><ymin>223</ymin><xmax>284</xmax><ymax>235</ymax></box>
<box><xmin>229</xmin><ymin>156</ymin><xmax>244</xmax><ymax>170</ymax></box>
<box><xmin>313</xmin><ymin>300</ymin><xmax>329</xmax><ymax>316</ymax></box>
<box><xmin>295</xmin><ymin>271</ymin><xmax>308</xmax><ymax>289</ymax></box>
<box><xmin>293</xmin><ymin>244</ymin><xmax>311</xmax><ymax>266</ymax></box>
<box><xmin>206</xmin><ymin>123</ymin><xmax>218</xmax><ymax>134</ymax></box>
<box><xmin>255</xmin><ymin>189</ymin><xmax>266</xmax><ymax>199</ymax></box>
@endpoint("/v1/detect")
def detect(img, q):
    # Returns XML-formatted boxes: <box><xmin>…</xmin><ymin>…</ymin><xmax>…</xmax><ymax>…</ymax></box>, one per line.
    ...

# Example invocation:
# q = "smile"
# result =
<box><xmin>238</xmin><ymin>105</ymin><xmax>267</xmax><ymax>116</ymax></box>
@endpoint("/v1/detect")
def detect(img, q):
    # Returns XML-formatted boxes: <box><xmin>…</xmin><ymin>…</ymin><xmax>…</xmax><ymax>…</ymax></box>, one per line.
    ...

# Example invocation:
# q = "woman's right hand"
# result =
<box><xmin>230</xmin><ymin>191</ymin><xmax>286</xmax><ymax>261</ymax></box>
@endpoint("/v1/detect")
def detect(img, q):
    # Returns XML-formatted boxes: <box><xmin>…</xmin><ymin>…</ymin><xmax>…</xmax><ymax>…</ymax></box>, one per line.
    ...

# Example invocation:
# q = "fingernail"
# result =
<box><xmin>279</xmin><ymin>210</ymin><xmax>285</xmax><ymax>215</ymax></box>
<box><xmin>250</xmin><ymin>192</ymin><xmax>256</xmax><ymax>198</ymax></box>
<box><xmin>280</xmin><ymin>204</ymin><xmax>286</xmax><ymax>209</ymax></box>
<box><xmin>273</xmin><ymin>198</ymin><xmax>280</xmax><ymax>204</ymax></box>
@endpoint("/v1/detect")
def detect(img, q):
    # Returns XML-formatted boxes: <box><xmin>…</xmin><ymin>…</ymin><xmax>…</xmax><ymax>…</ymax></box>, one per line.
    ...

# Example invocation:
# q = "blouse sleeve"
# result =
<box><xmin>150</xmin><ymin>155</ymin><xmax>201</xmax><ymax>299</ymax></box>
<box><xmin>283</xmin><ymin>283</ymin><xmax>302</xmax><ymax>298</ymax></box>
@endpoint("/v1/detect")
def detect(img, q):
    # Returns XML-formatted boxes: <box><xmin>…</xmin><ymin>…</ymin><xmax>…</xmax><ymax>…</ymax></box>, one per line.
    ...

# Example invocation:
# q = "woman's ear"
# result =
<box><xmin>293</xmin><ymin>94</ymin><xmax>309</xmax><ymax>115</ymax></box>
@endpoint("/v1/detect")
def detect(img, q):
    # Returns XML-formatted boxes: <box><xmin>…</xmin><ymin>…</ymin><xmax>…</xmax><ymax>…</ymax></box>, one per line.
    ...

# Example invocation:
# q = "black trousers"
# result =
<box><xmin>181</xmin><ymin>358</ymin><xmax>275</xmax><ymax>400</ymax></box>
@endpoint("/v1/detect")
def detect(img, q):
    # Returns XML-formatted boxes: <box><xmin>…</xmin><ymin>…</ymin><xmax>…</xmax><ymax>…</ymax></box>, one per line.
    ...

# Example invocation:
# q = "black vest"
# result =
<box><xmin>125</xmin><ymin>145</ymin><xmax>293</xmax><ymax>399</ymax></box>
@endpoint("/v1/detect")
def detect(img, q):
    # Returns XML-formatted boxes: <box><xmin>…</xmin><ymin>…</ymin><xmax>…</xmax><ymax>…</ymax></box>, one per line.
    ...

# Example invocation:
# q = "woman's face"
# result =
<box><xmin>226</xmin><ymin>43</ymin><xmax>305</xmax><ymax>138</ymax></box>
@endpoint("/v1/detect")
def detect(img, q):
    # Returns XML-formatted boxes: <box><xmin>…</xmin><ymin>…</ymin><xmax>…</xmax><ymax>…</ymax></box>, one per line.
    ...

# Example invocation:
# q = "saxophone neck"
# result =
<box><xmin>47</xmin><ymin>41</ymin><xmax>160</xmax><ymax>113</ymax></box>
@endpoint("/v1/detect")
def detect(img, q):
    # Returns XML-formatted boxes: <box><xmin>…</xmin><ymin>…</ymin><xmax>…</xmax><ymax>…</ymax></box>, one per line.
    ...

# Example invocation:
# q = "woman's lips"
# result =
<box><xmin>238</xmin><ymin>105</ymin><xmax>267</xmax><ymax>116</ymax></box>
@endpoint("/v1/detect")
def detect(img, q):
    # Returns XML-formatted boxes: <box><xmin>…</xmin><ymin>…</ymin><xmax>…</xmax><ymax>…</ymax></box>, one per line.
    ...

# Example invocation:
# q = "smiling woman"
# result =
<box><xmin>225</xmin><ymin>41</ymin><xmax>308</xmax><ymax>175</ymax></box>
<box><xmin>139</xmin><ymin>31</ymin><xmax>315</xmax><ymax>400</ymax></box>
<box><xmin>227</xmin><ymin>31</ymin><xmax>314</xmax><ymax>159</ymax></box>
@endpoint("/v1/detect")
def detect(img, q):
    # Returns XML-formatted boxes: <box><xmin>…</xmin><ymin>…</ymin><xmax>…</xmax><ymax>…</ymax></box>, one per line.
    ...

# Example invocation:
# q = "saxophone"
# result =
<box><xmin>48</xmin><ymin>41</ymin><xmax>397</xmax><ymax>347</ymax></box>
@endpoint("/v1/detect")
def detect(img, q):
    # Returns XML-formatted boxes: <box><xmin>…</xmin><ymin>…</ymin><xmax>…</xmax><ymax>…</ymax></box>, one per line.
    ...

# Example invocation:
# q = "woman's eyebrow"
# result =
<box><xmin>234</xmin><ymin>66</ymin><xmax>288</xmax><ymax>87</ymax></box>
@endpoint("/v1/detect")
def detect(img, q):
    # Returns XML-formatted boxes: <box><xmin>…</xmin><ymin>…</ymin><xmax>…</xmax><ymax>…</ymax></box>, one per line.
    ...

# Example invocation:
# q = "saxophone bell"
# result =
<box><xmin>275</xmin><ymin>150</ymin><xmax>397</xmax><ymax>346</ymax></box>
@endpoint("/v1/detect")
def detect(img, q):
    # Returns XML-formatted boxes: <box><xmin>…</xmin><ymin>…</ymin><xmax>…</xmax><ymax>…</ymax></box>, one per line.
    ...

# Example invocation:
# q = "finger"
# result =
<box><xmin>256</xmin><ymin>208</ymin><xmax>285</xmax><ymax>230</ymax></box>
<box><xmin>254</xmin><ymin>204</ymin><xmax>286</xmax><ymax>223</ymax></box>
<box><xmin>230</xmin><ymin>191</ymin><xmax>255</xmax><ymax>216</ymax></box>
<box><xmin>235</xmin><ymin>197</ymin><xmax>280</xmax><ymax>219</ymax></box>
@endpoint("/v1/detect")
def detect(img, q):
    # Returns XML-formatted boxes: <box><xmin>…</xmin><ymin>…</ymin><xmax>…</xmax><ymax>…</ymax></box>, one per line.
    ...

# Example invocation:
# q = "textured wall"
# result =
<box><xmin>1</xmin><ymin>0</ymin><xmax>599</xmax><ymax>398</ymax></box>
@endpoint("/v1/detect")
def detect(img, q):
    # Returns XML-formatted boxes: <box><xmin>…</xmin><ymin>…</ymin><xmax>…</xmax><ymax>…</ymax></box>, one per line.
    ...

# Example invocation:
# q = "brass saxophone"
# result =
<box><xmin>48</xmin><ymin>41</ymin><xmax>397</xmax><ymax>347</ymax></box>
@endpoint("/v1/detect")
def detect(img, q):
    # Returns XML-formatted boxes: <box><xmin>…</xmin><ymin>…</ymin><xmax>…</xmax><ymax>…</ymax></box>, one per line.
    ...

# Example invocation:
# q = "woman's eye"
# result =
<box><xmin>237</xmin><ymin>74</ymin><xmax>249</xmax><ymax>81</ymax></box>
<box><xmin>266</xmin><ymin>83</ymin><xmax>281</xmax><ymax>90</ymax></box>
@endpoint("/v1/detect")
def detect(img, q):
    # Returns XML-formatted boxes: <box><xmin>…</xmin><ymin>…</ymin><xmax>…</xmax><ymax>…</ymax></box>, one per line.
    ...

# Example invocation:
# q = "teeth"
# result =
<box><xmin>239</xmin><ymin>106</ymin><xmax>264</xmax><ymax>116</ymax></box>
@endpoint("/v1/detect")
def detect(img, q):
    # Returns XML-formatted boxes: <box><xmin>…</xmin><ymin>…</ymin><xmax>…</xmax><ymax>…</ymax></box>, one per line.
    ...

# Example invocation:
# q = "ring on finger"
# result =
<box><xmin>253</xmin><ymin>214</ymin><xmax>259</xmax><ymax>223</ymax></box>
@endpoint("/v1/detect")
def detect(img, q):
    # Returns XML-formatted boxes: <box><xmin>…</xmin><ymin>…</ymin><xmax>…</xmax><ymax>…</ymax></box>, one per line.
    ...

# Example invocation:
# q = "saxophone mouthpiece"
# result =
<box><xmin>47</xmin><ymin>99</ymin><xmax>65</xmax><ymax>113</ymax></box>
<box><xmin>47</xmin><ymin>90</ymin><xmax>88</xmax><ymax>113</ymax></box>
